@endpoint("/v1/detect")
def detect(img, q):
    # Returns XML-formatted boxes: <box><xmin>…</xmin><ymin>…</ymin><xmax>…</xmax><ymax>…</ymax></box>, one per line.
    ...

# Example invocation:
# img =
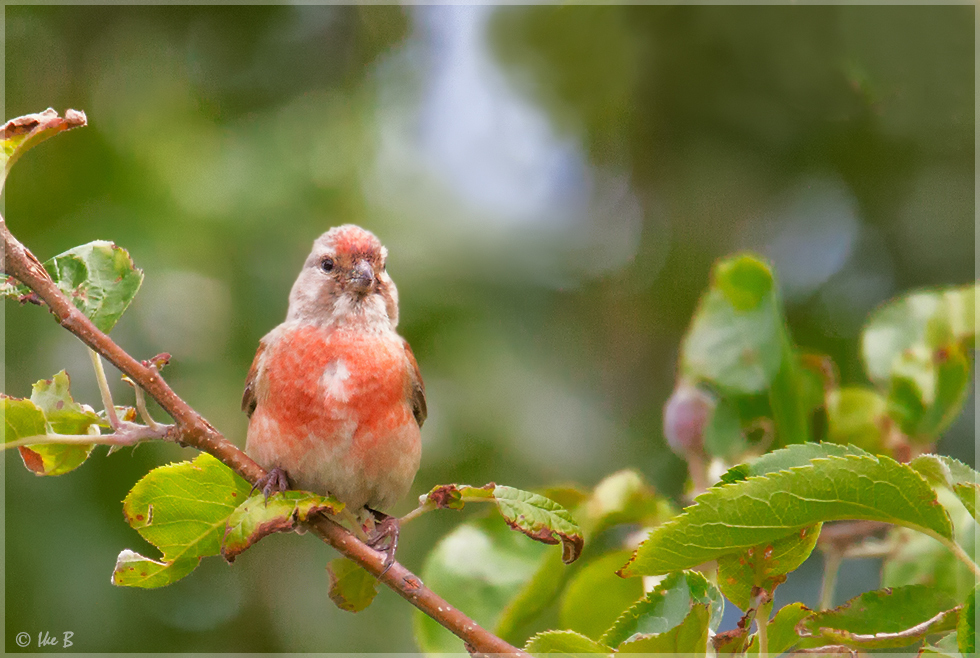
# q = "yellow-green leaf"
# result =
<box><xmin>113</xmin><ymin>453</ymin><xmax>251</xmax><ymax>588</ymax></box>
<box><xmin>327</xmin><ymin>557</ymin><xmax>379</xmax><ymax>613</ymax></box>
<box><xmin>222</xmin><ymin>491</ymin><xmax>343</xmax><ymax>562</ymax></box>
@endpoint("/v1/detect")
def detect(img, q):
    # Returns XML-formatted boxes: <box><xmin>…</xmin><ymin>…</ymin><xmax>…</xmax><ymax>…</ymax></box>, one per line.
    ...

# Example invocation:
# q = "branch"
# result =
<box><xmin>2</xmin><ymin>216</ymin><xmax>524</xmax><ymax>656</ymax></box>
<box><xmin>4</xmin><ymin>423</ymin><xmax>172</xmax><ymax>449</ymax></box>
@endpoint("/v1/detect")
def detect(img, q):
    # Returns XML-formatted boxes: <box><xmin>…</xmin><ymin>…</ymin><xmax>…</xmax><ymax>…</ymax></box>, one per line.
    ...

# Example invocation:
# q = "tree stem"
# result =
<box><xmin>89</xmin><ymin>348</ymin><xmax>120</xmax><ymax>428</ymax></box>
<box><xmin>756</xmin><ymin>597</ymin><xmax>773</xmax><ymax>658</ymax></box>
<box><xmin>5</xmin><ymin>430</ymin><xmax>155</xmax><ymax>448</ymax></box>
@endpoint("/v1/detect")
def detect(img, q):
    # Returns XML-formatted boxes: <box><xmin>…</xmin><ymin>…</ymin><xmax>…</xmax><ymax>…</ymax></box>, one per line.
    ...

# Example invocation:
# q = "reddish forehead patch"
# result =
<box><xmin>328</xmin><ymin>226</ymin><xmax>382</xmax><ymax>257</ymax></box>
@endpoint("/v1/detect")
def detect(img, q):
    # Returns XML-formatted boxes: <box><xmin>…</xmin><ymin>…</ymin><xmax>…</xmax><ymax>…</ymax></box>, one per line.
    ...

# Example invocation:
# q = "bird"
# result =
<box><xmin>242</xmin><ymin>225</ymin><xmax>426</xmax><ymax>566</ymax></box>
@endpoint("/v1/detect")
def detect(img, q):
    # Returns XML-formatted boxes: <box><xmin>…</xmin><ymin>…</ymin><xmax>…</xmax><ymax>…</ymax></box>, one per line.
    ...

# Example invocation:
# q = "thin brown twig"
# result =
<box><xmin>1</xmin><ymin>216</ymin><xmax>524</xmax><ymax>656</ymax></box>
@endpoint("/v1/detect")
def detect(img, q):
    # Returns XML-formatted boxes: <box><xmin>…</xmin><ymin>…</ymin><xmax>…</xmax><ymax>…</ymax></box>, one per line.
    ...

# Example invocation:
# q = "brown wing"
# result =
<box><xmin>242</xmin><ymin>341</ymin><xmax>266</xmax><ymax>418</ymax></box>
<box><xmin>403</xmin><ymin>338</ymin><xmax>427</xmax><ymax>428</ymax></box>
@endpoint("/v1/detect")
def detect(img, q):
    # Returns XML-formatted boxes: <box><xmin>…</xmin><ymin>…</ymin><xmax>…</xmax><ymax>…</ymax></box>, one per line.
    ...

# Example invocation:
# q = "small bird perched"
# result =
<box><xmin>242</xmin><ymin>225</ymin><xmax>425</xmax><ymax>565</ymax></box>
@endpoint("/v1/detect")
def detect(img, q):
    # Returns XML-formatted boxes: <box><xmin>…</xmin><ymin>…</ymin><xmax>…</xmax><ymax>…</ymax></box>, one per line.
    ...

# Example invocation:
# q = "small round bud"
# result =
<box><xmin>663</xmin><ymin>382</ymin><xmax>715</xmax><ymax>457</ymax></box>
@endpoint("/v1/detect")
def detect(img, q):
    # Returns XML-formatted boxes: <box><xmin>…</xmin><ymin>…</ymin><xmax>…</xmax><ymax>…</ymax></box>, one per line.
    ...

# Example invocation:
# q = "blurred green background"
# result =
<box><xmin>4</xmin><ymin>5</ymin><xmax>974</xmax><ymax>653</ymax></box>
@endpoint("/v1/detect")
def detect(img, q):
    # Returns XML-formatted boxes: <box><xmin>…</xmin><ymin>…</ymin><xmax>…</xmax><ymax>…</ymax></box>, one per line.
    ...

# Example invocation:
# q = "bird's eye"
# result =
<box><xmin>381</xmin><ymin>261</ymin><xmax>386</xmax><ymax>272</ymax></box>
<box><xmin>321</xmin><ymin>257</ymin><xmax>334</xmax><ymax>272</ymax></box>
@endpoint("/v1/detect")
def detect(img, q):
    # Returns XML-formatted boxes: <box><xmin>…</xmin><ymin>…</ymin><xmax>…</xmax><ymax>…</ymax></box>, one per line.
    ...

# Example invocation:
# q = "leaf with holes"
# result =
<box><xmin>112</xmin><ymin>453</ymin><xmax>251</xmax><ymax>588</ymax></box>
<box><xmin>327</xmin><ymin>557</ymin><xmax>379</xmax><ymax>613</ymax></box>
<box><xmin>222</xmin><ymin>491</ymin><xmax>343</xmax><ymax>562</ymax></box>
<box><xmin>621</xmin><ymin>447</ymin><xmax>951</xmax><ymax>577</ymax></box>
<box><xmin>5</xmin><ymin>241</ymin><xmax>145</xmax><ymax>334</ymax></box>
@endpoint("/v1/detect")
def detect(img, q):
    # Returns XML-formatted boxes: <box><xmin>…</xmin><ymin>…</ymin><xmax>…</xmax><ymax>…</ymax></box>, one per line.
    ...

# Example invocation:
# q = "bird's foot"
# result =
<box><xmin>366</xmin><ymin>509</ymin><xmax>400</xmax><ymax>575</ymax></box>
<box><xmin>251</xmin><ymin>467</ymin><xmax>291</xmax><ymax>503</ymax></box>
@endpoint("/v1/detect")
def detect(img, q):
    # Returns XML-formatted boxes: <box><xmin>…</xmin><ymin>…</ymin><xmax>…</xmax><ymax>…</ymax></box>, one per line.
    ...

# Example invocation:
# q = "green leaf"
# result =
<box><xmin>704</xmin><ymin>397</ymin><xmax>749</xmax><ymax>461</ymax></box>
<box><xmin>414</xmin><ymin>518</ymin><xmax>549</xmax><ymax>653</ymax></box>
<box><xmin>717</xmin><ymin>523</ymin><xmax>821</xmax><ymax>610</ymax></box>
<box><xmin>4</xmin><ymin>372</ymin><xmax>102</xmax><ymax>476</ymax></box>
<box><xmin>1</xmin><ymin>108</ymin><xmax>87</xmax><ymax>191</ymax></box>
<box><xmin>715</xmin><ymin>254</ymin><xmax>774</xmax><ymax>311</ymax></box>
<box><xmin>747</xmin><ymin>602</ymin><xmax>812</xmax><ymax>655</ymax></box>
<box><xmin>722</xmin><ymin>442</ymin><xmax>870</xmax><ymax>483</ymax></box>
<box><xmin>327</xmin><ymin>557</ymin><xmax>379</xmax><ymax>613</ymax></box>
<box><xmin>957</xmin><ymin>584</ymin><xmax>977</xmax><ymax>655</ymax></box>
<box><xmin>3</xmin><ymin>395</ymin><xmax>47</xmax><ymax>446</ymax></box>
<box><xmin>911</xmin><ymin>454</ymin><xmax>979</xmax><ymax>522</ymax></box>
<box><xmin>581</xmin><ymin>469</ymin><xmax>673</xmax><ymax>536</ymax></box>
<box><xmin>222</xmin><ymin>491</ymin><xmax>344</xmax><ymax>562</ymax></box>
<box><xmin>6</xmin><ymin>242</ymin><xmax>145</xmax><ymax>333</ymax></box>
<box><xmin>559</xmin><ymin>551</ymin><xmax>644</xmax><ymax>641</ymax></box>
<box><xmin>798</xmin><ymin>585</ymin><xmax>958</xmax><ymax>649</ymax></box>
<box><xmin>524</xmin><ymin>630</ymin><xmax>611</xmax><ymax>656</ymax></box>
<box><xmin>29</xmin><ymin>370</ymin><xmax>101</xmax><ymax>434</ymax></box>
<box><xmin>26</xmin><ymin>370</ymin><xmax>102</xmax><ymax>475</ymax></box>
<box><xmin>113</xmin><ymin>453</ymin><xmax>251</xmax><ymax>588</ymax></box>
<box><xmin>768</xmin><ymin>329</ymin><xmax>811</xmax><ymax>446</ymax></box>
<box><xmin>599</xmin><ymin>570</ymin><xmax>723</xmax><ymax>647</ymax></box>
<box><xmin>493</xmin><ymin>485</ymin><xmax>584</xmax><ymax>564</ymax></box>
<box><xmin>50</xmin><ymin>242</ymin><xmax>145</xmax><ymax>334</ymax></box>
<box><xmin>495</xmin><ymin>550</ymin><xmax>568</xmax><ymax>644</ymax></box>
<box><xmin>621</xmin><ymin>449</ymin><xmax>952</xmax><ymax>577</ymax></box>
<box><xmin>418</xmin><ymin>483</ymin><xmax>584</xmax><ymax>563</ymax></box>
<box><xmin>111</xmin><ymin>550</ymin><xmax>199</xmax><ymax>589</ymax></box>
<box><xmin>826</xmin><ymin>387</ymin><xmax>888</xmax><ymax>453</ymax></box>
<box><xmin>921</xmin><ymin>632</ymin><xmax>964</xmax><ymax>657</ymax></box>
<box><xmin>882</xmin><ymin>488</ymin><xmax>977</xmax><ymax>603</ymax></box>
<box><xmin>681</xmin><ymin>255</ymin><xmax>783</xmax><ymax>394</ymax></box>
<box><xmin>887</xmin><ymin>342</ymin><xmax>971</xmax><ymax>441</ymax></box>
<box><xmin>862</xmin><ymin>284</ymin><xmax>977</xmax><ymax>384</ymax></box>
<box><xmin>615</xmin><ymin>603</ymin><xmax>710</xmax><ymax>654</ymax></box>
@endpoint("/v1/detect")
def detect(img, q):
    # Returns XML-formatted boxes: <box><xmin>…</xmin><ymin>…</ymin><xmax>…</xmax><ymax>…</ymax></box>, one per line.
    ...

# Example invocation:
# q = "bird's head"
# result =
<box><xmin>286</xmin><ymin>225</ymin><xmax>399</xmax><ymax>328</ymax></box>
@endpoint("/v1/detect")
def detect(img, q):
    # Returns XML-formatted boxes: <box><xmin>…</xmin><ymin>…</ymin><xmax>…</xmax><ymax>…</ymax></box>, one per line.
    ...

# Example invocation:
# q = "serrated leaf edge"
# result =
<box><xmin>620</xmin><ymin>453</ymin><xmax>951</xmax><ymax>577</ymax></box>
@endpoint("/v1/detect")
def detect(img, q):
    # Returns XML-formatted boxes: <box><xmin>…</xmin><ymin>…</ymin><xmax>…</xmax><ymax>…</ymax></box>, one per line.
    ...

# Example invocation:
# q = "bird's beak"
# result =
<box><xmin>348</xmin><ymin>259</ymin><xmax>374</xmax><ymax>294</ymax></box>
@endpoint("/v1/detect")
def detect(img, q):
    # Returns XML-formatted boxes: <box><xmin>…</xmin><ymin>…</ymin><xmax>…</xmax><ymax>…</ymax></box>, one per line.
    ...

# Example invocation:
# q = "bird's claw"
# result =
<box><xmin>251</xmin><ymin>467</ymin><xmax>290</xmax><ymax>504</ymax></box>
<box><xmin>366</xmin><ymin>511</ymin><xmax>400</xmax><ymax>576</ymax></box>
